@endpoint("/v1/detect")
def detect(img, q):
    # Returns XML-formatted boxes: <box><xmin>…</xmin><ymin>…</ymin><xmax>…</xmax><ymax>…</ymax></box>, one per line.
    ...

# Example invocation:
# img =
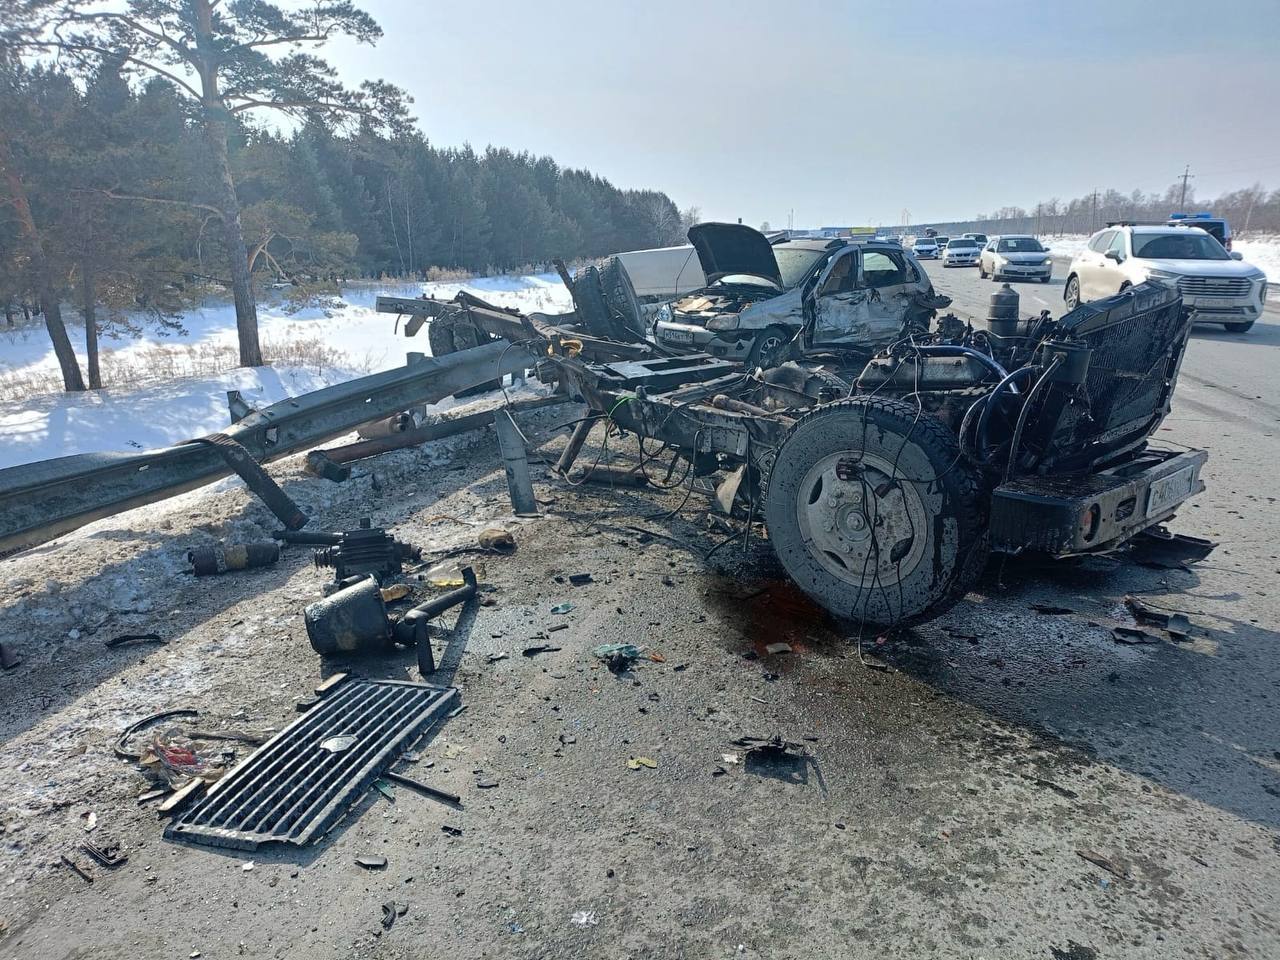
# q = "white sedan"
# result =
<box><xmin>941</xmin><ymin>237</ymin><xmax>981</xmax><ymax>267</ymax></box>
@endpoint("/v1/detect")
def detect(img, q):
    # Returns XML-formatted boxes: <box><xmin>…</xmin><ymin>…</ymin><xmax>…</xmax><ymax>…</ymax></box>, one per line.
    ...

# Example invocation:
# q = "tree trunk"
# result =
<box><xmin>81</xmin><ymin>267</ymin><xmax>102</xmax><ymax>389</ymax></box>
<box><xmin>0</xmin><ymin>126</ymin><xmax>85</xmax><ymax>391</ymax></box>
<box><xmin>201</xmin><ymin>112</ymin><xmax>262</xmax><ymax>367</ymax></box>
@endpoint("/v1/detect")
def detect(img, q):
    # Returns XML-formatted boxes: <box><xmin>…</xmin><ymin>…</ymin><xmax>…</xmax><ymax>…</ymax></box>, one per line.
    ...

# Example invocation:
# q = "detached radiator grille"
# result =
<box><xmin>1177</xmin><ymin>276</ymin><xmax>1253</xmax><ymax>298</ymax></box>
<box><xmin>166</xmin><ymin>678</ymin><xmax>457</xmax><ymax>850</ymax></box>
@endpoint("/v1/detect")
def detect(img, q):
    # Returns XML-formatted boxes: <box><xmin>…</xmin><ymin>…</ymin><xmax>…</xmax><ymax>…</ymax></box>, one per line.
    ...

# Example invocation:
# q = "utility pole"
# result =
<box><xmin>1177</xmin><ymin>165</ymin><xmax>1195</xmax><ymax>209</ymax></box>
<box><xmin>1090</xmin><ymin>189</ymin><xmax>1098</xmax><ymax>233</ymax></box>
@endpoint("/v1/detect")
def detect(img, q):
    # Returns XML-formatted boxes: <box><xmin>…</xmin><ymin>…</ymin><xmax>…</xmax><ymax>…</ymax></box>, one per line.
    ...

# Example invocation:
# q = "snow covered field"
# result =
<box><xmin>0</xmin><ymin>273</ymin><xmax>573</xmax><ymax>471</ymax></box>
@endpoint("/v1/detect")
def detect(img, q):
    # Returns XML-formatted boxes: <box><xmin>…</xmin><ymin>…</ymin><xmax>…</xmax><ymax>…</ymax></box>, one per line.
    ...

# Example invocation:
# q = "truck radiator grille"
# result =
<box><xmin>1176</xmin><ymin>276</ymin><xmax>1253</xmax><ymax>298</ymax></box>
<box><xmin>165</xmin><ymin>678</ymin><xmax>457</xmax><ymax>850</ymax></box>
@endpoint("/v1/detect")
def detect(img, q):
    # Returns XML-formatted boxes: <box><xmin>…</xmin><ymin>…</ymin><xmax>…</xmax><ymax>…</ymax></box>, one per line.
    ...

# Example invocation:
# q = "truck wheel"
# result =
<box><xmin>763</xmin><ymin>397</ymin><xmax>989</xmax><ymax>628</ymax></box>
<box><xmin>1064</xmin><ymin>276</ymin><xmax>1081</xmax><ymax>310</ymax></box>
<box><xmin>430</xmin><ymin>321</ymin><xmax>502</xmax><ymax>397</ymax></box>
<box><xmin>747</xmin><ymin>325</ymin><xmax>792</xmax><ymax>371</ymax></box>
<box><xmin>1224</xmin><ymin>321</ymin><xmax>1255</xmax><ymax>333</ymax></box>
<box><xmin>594</xmin><ymin>256</ymin><xmax>646</xmax><ymax>341</ymax></box>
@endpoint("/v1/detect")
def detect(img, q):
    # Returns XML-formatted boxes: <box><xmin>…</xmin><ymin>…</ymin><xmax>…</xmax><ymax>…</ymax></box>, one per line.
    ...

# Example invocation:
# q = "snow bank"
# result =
<box><xmin>0</xmin><ymin>272</ymin><xmax>573</xmax><ymax>470</ymax></box>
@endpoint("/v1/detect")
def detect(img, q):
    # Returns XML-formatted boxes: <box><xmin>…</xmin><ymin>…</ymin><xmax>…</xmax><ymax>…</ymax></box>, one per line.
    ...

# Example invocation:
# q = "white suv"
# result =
<box><xmin>1064</xmin><ymin>225</ymin><xmax>1266</xmax><ymax>333</ymax></box>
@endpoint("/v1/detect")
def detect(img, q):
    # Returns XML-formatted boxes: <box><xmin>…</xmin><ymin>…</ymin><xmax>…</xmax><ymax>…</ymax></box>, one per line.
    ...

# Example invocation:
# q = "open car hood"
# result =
<box><xmin>687</xmin><ymin>223</ymin><xmax>783</xmax><ymax>288</ymax></box>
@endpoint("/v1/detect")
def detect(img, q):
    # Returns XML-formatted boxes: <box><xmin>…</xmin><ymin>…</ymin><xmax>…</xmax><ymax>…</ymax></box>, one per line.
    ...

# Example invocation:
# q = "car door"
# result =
<box><xmin>1077</xmin><ymin>230</ymin><xmax>1113</xmax><ymax>300</ymax></box>
<box><xmin>812</xmin><ymin>248</ymin><xmax>915</xmax><ymax>351</ymax></box>
<box><xmin>810</xmin><ymin>249</ymin><xmax>870</xmax><ymax>346</ymax></box>
<box><xmin>1096</xmin><ymin>230</ymin><xmax>1128</xmax><ymax>297</ymax></box>
<box><xmin>981</xmin><ymin>240</ymin><xmax>996</xmax><ymax>273</ymax></box>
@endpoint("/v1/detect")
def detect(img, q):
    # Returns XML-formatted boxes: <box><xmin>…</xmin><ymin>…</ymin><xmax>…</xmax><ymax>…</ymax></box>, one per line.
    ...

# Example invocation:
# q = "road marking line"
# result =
<box><xmin>1032</xmin><ymin>296</ymin><xmax>1048</xmax><ymax>306</ymax></box>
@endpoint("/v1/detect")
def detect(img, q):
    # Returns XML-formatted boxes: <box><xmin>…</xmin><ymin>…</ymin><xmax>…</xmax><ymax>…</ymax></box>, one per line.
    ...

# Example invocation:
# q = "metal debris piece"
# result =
<box><xmin>494</xmin><ymin>408</ymin><xmax>539</xmax><ymax>517</ymax></box>
<box><xmin>1112</xmin><ymin>626</ymin><xmax>1160</xmax><ymax>645</ymax></box>
<box><xmin>304</xmin><ymin>449</ymin><xmax>351</xmax><ymax>483</ymax></box>
<box><xmin>522</xmin><ymin>644</ymin><xmax>562</xmax><ymax>658</ymax></box>
<box><xmin>188</xmin><ymin>541</ymin><xmax>280</xmax><ymax>577</ymax></box>
<box><xmin>1125</xmin><ymin>595</ymin><xmax>1195</xmax><ymax>639</ymax></box>
<box><xmin>550</xmin><ymin>602</ymin><xmax>574</xmax><ymax>615</ymax></box>
<box><xmin>81</xmin><ymin>840</ymin><xmax>127</xmax><ymax>869</ymax></box>
<box><xmin>313</xmin><ymin>518</ymin><xmax>420</xmax><ymax>584</ymax></box>
<box><xmin>384</xmin><ymin>771</ymin><xmax>461</xmax><ymax>807</ymax></box>
<box><xmin>568</xmin><ymin>573</ymin><xmax>594</xmax><ymax>586</ymax></box>
<box><xmin>60</xmin><ymin>855</ymin><xmax>93</xmax><ymax>883</ymax></box>
<box><xmin>165</xmin><ymin>679</ymin><xmax>458</xmax><ymax>850</ymax></box>
<box><xmin>441</xmin><ymin>824</ymin><xmax>463</xmax><ymax>837</ymax></box>
<box><xmin>1076</xmin><ymin>848</ymin><xmax>1131</xmax><ymax>880</ymax></box>
<box><xmin>1127</xmin><ymin>528</ymin><xmax>1217</xmax><ymax>569</ymax></box>
<box><xmin>1031</xmin><ymin>604</ymin><xmax>1074</xmax><ymax>615</ymax></box>
<box><xmin>356</xmin><ymin>855</ymin><xmax>388</xmax><ymax>870</ymax></box>
<box><xmin>104</xmin><ymin>632</ymin><xmax>165</xmax><ymax>648</ymax></box>
<box><xmin>486</xmin><ymin>652</ymin><xmax>509</xmax><ymax>663</ymax></box>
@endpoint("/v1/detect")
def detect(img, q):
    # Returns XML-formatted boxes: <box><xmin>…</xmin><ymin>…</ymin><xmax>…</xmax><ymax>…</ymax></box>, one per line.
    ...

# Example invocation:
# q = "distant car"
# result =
<box><xmin>912</xmin><ymin>237</ymin><xmax>940</xmax><ymax>259</ymax></box>
<box><xmin>934</xmin><ymin>236</ymin><xmax>950</xmax><ymax>252</ymax></box>
<box><xmin>1064</xmin><ymin>224</ymin><xmax>1266</xmax><ymax>333</ymax></box>
<box><xmin>1168</xmin><ymin>212</ymin><xmax>1232</xmax><ymax>251</ymax></box>
<box><xmin>963</xmin><ymin>232</ymin><xmax>989</xmax><ymax>246</ymax></box>
<box><xmin>979</xmin><ymin>235</ymin><xmax>1052</xmax><ymax>283</ymax></box>
<box><xmin>941</xmin><ymin>236</ymin><xmax>982</xmax><ymax>267</ymax></box>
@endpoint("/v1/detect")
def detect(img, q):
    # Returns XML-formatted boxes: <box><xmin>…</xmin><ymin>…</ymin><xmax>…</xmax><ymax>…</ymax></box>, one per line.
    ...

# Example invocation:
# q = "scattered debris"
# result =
<box><xmin>550</xmin><ymin>602</ymin><xmax>574</xmax><ymax>615</ymax></box>
<box><xmin>1127</xmin><ymin>528</ymin><xmax>1216</xmax><ymax>570</ymax></box>
<box><xmin>626</xmin><ymin>756</ymin><xmax>657</xmax><ymax>770</ymax></box>
<box><xmin>372</xmin><ymin>779</ymin><xmax>395</xmax><ymax>802</ymax></box>
<box><xmin>384</xmin><ymin>770</ymin><xmax>461</xmax><ymax>807</ymax></box>
<box><xmin>356</xmin><ymin>855</ymin><xmax>388</xmax><ymax>870</ymax></box>
<box><xmin>486</xmin><ymin>652</ymin><xmax>509</xmax><ymax>663</ymax></box>
<box><xmin>522</xmin><ymin>644</ymin><xmax>562</xmax><ymax>658</ymax></box>
<box><xmin>81</xmin><ymin>811</ymin><xmax>97</xmax><ymax>832</ymax></box>
<box><xmin>478</xmin><ymin>527</ymin><xmax>516</xmax><ymax>553</ymax></box>
<box><xmin>81</xmin><ymin>839</ymin><xmax>127</xmax><ymax>870</ymax></box>
<box><xmin>380</xmin><ymin>583</ymin><xmax>412</xmax><ymax>603</ymax></box>
<box><xmin>593</xmin><ymin>643</ymin><xmax>643</xmax><ymax>674</ymax></box>
<box><xmin>311</xmin><ymin>518</ymin><xmax>420</xmax><ymax>584</ymax></box>
<box><xmin>568</xmin><ymin>573</ymin><xmax>594</xmax><ymax>586</ymax></box>
<box><xmin>1125</xmin><ymin>595</ymin><xmax>1195</xmax><ymax>639</ymax></box>
<box><xmin>570</xmin><ymin>910</ymin><xmax>599</xmax><ymax>927</ymax></box>
<box><xmin>0</xmin><ymin>640</ymin><xmax>21</xmax><ymax>670</ymax></box>
<box><xmin>1031</xmin><ymin>603</ymin><xmax>1074</xmax><ymax>615</ymax></box>
<box><xmin>441</xmin><ymin>824</ymin><xmax>463</xmax><ymax>837</ymax></box>
<box><xmin>165</xmin><ymin>680</ymin><xmax>459</xmax><ymax>849</ymax></box>
<box><xmin>104</xmin><ymin>632</ymin><xmax>165</xmax><ymax>648</ymax></box>
<box><xmin>241</xmin><ymin>861</ymin><xmax>255</xmax><ymax>872</ymax></box>
<box><xmin>1076</xmin><ymin>849</ymin><xmax>1131</xmax><ymax>880</ymax></box>
<box><xmin>721</xmin><ymin>753</ymin><xmax>741</xmax><ymax>765</ymax></box>
<box><xmin>476</xmin><ymin>778</ymin><xmax>499</xmax><ymax>789</ymax></box>
<box><xmin>137</xmin><ymin>788</ymin><xmax>169</xmax><ymax>805</ymax></box>
<box><xmin>157</xmin><ymin>778</ymin><xmax>205</xmax><ymax>816</ymax></box>
<box><xmin>381</xmin><ymin>901</ymin><xmax>408</xmax><ymax>930</ymax></box>
<box><xmin>763</xmin><ymin>642</ymin><xmax>793</xmax><ymax>655</ymax></box>
<box><xmin>60</xmin><ymin>855</ymin><xmax>93</xmax><ymax>884</ymax></box>
<box><xmin>1112</xmin><ymin>626</ymin><xmax>1160</xmax><ymax>645</ymax></box>
<box><xmin>188</xmin><ymin>541</ymin><xmax>280</xmax><ymax>577</ymax></box>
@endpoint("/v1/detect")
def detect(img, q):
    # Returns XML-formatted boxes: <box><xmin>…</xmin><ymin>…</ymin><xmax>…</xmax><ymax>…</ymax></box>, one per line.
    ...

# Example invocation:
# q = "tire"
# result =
<box><xmin>1224</xmin><ymin>321</ymin><xmax>1255</xmax><ymax>333</ymax></box>
<box><xmin>1064</xmin><ymin>276</ymin><xmax>1081</xmax><ymax>310</ymax></box>
<box><xmin>594</xmin><ymin>256</ymin><xmax>646</xmax><ymax>341</ymax></box>
<box><xmin>978</xmin><ymin>260</ymin><xmax>988</xmax><ymax>279</ymax></box>
<box><xmin>763</xmin><ymin>397</ymin><xmax>989</xmax><ymax>628</ymax></box>
<box><xmin>801</xmin><ymin>367</ymin><xmax>852</xmax><ymax>402</ymax></box>
<box><xmin>747</xmin><ymin>325</ymin><xmax>793</xmax><ymax>371</ymax></box>
<box><xmin>429</xmin><ymin>320</ymin><xmax>502</xmax><ymax>397</ymax></box>
<box><xmin>569</xmin><ymin>265</ymin><xmax>617</xmax><ymax>340</ymax></box>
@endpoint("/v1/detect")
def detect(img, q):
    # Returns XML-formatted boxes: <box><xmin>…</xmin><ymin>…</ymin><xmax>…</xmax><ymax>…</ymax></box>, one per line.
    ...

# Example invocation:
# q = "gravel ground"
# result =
<box><xmin>1</xmin><ymin>264</ymin><xmax>1278</xmax><ymax>959</ymax></box>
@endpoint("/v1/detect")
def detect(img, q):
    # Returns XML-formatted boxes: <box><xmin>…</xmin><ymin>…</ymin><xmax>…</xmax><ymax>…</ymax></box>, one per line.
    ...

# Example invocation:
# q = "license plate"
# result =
<box><xmin>1146</xmin><ymin>465</ymin><xmax>1196</xmax><ymax>517</ymax></box>
<box><xmin>1190</xmin><ymin>296</ymin><xmax>1235</xmax><ymax>308</ymax></box>
<box><xmin>659</xmin><ymin>327</ymin><xmax>694</xmax><ymax>344</ymax></box>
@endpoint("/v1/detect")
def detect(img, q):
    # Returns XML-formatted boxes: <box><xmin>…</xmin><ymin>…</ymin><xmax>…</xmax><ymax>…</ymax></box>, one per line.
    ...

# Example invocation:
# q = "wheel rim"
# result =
<box><xmin>1066</xmin><ymin>279</ymin><xmax>1079</xmax><ymax>308</ymax></box>
<box><xmin>794</xmin><ymin>450</ymin><xmax>929</xmax><ymax>590</ymax></box>
<box><xmin>757</xmin><ymin>334</ymin><xmax>784</xmax><ymax>363</ymax></box>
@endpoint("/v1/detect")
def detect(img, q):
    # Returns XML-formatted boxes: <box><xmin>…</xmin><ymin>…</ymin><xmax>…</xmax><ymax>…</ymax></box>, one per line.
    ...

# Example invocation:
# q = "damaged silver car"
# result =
<box><xmin>653</xmin><ymin>223</ymin><xmax>948</xmax><ymax>369</ymax></box>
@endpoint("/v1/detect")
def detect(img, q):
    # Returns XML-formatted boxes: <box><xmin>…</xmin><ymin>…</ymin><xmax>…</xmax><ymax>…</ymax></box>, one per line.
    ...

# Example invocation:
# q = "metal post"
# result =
<box><xmin>493</xmin><ymin>409</ymin><xmax>539</xmax><ymax>517</ymax></box>
<box><xmin>555</xmin><ymin>416</ymin><xmax>597</xmax><ymax>476</ymax></box>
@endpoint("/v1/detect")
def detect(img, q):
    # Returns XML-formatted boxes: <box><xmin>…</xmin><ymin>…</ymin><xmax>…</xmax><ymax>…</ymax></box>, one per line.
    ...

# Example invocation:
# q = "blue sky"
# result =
<box><xmin>330</xmin><ymin>0</ymin><xmax>1280</xmax><ymax>226</ymax></box>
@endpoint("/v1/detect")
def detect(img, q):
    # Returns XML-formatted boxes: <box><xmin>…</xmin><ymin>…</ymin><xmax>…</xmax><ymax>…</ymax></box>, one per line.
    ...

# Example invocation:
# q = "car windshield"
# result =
<box><xmin>916</xmin><ymin>239</ymin><xmax>935</xmax><ymax>246</ymax></box>
<box><xmin>949</xmin><ymin>239</ymin><xmax>977</xmax><ymax>249</ymax></box>
<box><xmin>715</xmin><ymin>246</ymin><xmax>825</xmax><ymax>289</ymax></box>
<box><xmin>996</xmin><ymin>238</ymin><xmax>1044</xmax><ymax>253</ymax></box>
<box><xmin>1134</xmin><ymin>232</ymin><xmax>1230</xmax><ymax>260</ymax></box>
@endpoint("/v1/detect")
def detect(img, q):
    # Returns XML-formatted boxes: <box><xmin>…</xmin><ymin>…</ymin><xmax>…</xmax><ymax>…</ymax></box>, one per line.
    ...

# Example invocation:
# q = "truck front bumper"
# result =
<box><xmin>988</xmin><ymin>448</ymin><xmax>1208</xmax><ymax>556</ymax></box>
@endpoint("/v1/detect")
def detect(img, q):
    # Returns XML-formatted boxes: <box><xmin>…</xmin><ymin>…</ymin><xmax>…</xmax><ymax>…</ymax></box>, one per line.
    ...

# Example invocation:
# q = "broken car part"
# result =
<box><xmin>165</xmin><ymin>678</ymin><xmax>459</xmax><ymax>849</ymax></box>
<box><xmin>383</xmin><ymin>770</ymin><xmax>461</xmax><ymax>807</ymax></box>
<box><xmin>81</xmin><ymin>840</ymin><xmax>128</xmax><ymax>869</ymax></box>
<box><xmin>188</xmin><ymin>541</ymin><xmax>280</xmax><ymax>576</ymax></box>
<box><xmin>114</xmin><ymin>708</ymin><xmax>200</xmax><ymax>761</ymax></box>
<box><xmin>493</xmin><ymin>408</ymin><xmax>539</xmax><ymax>516</ymax></box>
<box><xmin>311</xmin><ymin>518</ymin><xmax>421</xmax><ymax>583</ymax></box>
<box><xmin>304</xmin><ymin>568</ymin><xmax>477</xmax><ymax>676</ymax></box>
<box><xmin>0</xmin><ymin>339</ymin><xmax>539</xmax><ymax>554</ymax></box>
<box><xmin>104</xmin><ymin>632</ymin><xmax>165</xmax><ymax>648</ymax></box>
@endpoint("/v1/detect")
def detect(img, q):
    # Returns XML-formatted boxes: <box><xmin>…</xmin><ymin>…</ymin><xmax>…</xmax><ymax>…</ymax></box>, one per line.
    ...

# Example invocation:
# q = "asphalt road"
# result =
<box><xmin>2</xmin><ymin>264</ymin><xmax>1279</xmax><ymax>958</ymax></box>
